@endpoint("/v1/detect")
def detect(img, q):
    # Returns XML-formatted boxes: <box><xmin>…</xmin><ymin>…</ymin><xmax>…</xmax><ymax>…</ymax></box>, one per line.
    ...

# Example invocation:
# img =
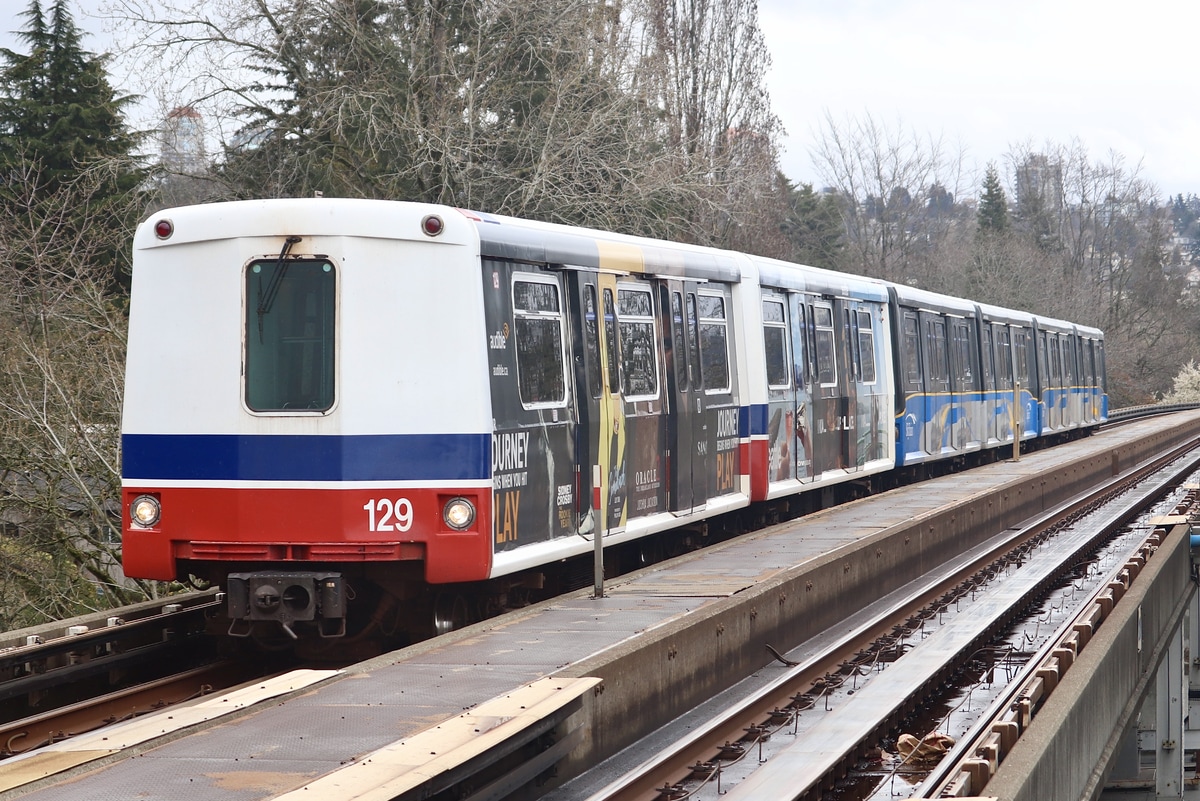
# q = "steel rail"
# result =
<box><xmin>914</xmin><ymin>495</ymin><xmax>1199</xmax><ymax>797</ymax></box>
<box><xmin>0</xmin><ymin>660</ymin><xmax>255</xmax><ymax>757</ymax></box>
<box><xmin>581</xmin><ymin>436</ymin><xmax>1200</xmax><ymax>801</ymax></box>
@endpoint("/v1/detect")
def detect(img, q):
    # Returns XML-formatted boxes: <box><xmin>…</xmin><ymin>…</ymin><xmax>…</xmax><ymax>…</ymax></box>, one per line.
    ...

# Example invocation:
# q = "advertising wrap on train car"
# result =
<box><xmin>483</xmin><ymin>259</ymin><xmax>578</xmax><ymax>551</ymax></box>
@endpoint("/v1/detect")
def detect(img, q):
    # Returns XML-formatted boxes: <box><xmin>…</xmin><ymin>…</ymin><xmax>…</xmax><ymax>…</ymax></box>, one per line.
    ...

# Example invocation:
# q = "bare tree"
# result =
<box><xmin>1003</xmin><ymin>139</ymin><xmax>1188</xmax><ymax>404</ymax></box>
<box><xmin>810</xmin><ymin>111</ymin><xmax>969</xmax><ymax>284</ymax></box>
<box><xmin>110</xmin><ymin>0</ymin><xmax>709</xmax><ymax>238</ymax></box>
<box><xmin>0</xmin><ymin>156</ymin><xmax>151</xmax><ymax>628</ymax></box>
<box><xmin>631</xmin><ymin>0</ymin><xmax>788</xmax><ymax>254</ymax></box>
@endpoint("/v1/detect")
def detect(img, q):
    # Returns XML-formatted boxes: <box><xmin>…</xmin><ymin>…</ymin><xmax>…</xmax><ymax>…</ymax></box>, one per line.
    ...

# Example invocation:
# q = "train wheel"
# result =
<box><xmin>432</xmin><ymin>592</ymin><xmax>471</xmax><ymax>636</ymax></box>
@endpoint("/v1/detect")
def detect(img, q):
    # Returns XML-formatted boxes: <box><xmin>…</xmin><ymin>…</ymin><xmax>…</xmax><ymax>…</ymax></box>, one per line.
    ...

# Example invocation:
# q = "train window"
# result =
<box><xmin>686</xmin><ymin>293</ymin><xmax>701</xmax><ymax>390</ymax></box>
<box><xmin>952</xmin><ymin>320</ymin><xmax>974</xmax><ymax>389</ymax></box>
<box><xmin>671</xmin><ymin>291</ymin><xmax>688</xmax><ymax>391</ymax></box>
<box><xmin>857</xmin><ymin>310</ymin><xmax>876</xmax><ymax>384</ymax></box>
<box><xmin>245</xmin><ymin>258</ymin><xmax>336</xmax><ymax>413</ymax></box>
<box><xmin>584</xmin><ymin>285</ymin><xmax>602</xmax><ymax>399</ymax></box>
<box><xmin>603</xmin><ymin>289</ymin><xmax>620</xmax><ymax>394</ymax></box>
<box><xmin>1048</xmin><ymin>334</ymin><xmax>1061</xmax><ymax>385</ymax></box>
<box><xmin>995</xmin><ymin>326</ymin><xmax>1012</xmax><ymax>389</ymax></box>
<box><xmin>849</xmin><ymin>306</ymin><xmax>859</xmax><ymax>381</ymax></box>
<box><xmin>902</xmin><ymin>313</ymin><xmax>921</xmax><ymax>389</ymax></box>
<box><xmin>697</xmin><ymin>292</ymin><xmax>730</xmax><ymax>392</ymax></box>
<box><xmin>1014</xmin><ymin>328</ymin><xmax>1030</xmax><ymax>387</ymax></box>
<box><xmin>1063</xmin><ymin>337</ymin><xmax>1076</xmax><ymax>384</ymax></box>
<box><xmin>513</xmin><ymin>277</ymin><xmax>567</xmax><ymax>407</ymax></box>
<box><xmin>763</xmin><ymin>298</ymin><xmax>789</xmax><ymax>388</ymax></box>
<box><xmin>929</xmin><ymin>319</ymin><xmax>949</xmax><ymax>384</ymax></box>
<box><xmin>1037</xmin><ymin>332</ymin><xmax>1050</xmax><ymax>386</ymax></box>
<box><xmin>980</xmin><ymin>326</ymin><xmax>994</xmax><ymax>390</ymax></box>
<box><xmin>617</xmin><ymin>284</ymin><xmax>659</xmax><ymax>400</ymax></box>
<box><xmin>795</xmin><ymin>303</ymin><xmax>809</xmax><ymax>385</ymax></box>
<box><xmin>814</xmin><ymin>305</ymin><xmax>836</xmax><ymax>386</ymax></box>
<box><xmin>1083</xmin><ymin>339</ymin><xmax>1095</xmax><ymax>384</ymax></box>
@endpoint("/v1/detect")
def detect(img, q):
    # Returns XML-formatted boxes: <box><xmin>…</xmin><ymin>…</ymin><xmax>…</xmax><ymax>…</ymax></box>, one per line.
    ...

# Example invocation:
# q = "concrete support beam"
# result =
<box><xmin>982</xmin><ymin>525</ymin><xmax>1195</xmax><ymax>801</ymax></box>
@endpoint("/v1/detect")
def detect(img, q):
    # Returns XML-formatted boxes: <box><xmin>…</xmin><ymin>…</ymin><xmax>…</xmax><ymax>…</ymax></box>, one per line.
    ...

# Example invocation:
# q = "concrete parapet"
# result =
<box><xmin>982</xmin><ymin>525</ymin><xmax>1193</xmax><ymax>801</ymax></box>
<box><xmin>556</xmin><ymin>413</ymin><xmax>1200</xmax><ymax>779</ymax></box>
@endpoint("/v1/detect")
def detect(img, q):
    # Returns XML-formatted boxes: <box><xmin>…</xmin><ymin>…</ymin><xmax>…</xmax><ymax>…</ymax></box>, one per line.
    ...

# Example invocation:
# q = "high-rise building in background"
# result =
<box><xmin>1015</xmin><ymin>153</ymin><xmax>1063</xmax><ymax>216</ymax></box>
<box><xmin>160</xmin><ymin>106</ymin><xmax>206</xmax><ymax>175</ymax></box>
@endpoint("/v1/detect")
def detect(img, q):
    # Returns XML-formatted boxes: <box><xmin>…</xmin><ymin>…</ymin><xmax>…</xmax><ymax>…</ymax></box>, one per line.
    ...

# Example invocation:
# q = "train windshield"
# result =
<box><xmin>245</xmin><ymin>258</ymin><xmax>336</xmax><ymax>412</ymax></box>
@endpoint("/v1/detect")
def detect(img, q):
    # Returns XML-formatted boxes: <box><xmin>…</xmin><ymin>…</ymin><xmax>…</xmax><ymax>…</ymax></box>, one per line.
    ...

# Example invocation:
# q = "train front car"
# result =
<box><xmin>121</xmin><ymin>200</ymin><xmax>493</xmax><ymax>642</ymax></box>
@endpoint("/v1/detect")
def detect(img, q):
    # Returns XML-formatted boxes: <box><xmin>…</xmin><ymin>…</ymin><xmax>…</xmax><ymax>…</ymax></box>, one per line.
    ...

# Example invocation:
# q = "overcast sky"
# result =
<box><xmin>5</xmin><ymin>0</ymin><xmax>1197</xmax><ymax>198</ymax></box>
<box><xmin>758</xmin><ymin>0</ymin><xmax>1200</xmax><ymax>198</ymax></box>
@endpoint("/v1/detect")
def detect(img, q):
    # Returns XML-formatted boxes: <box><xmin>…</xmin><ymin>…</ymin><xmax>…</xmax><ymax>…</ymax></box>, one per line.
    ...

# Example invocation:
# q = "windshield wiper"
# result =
<box><xmin>257</xmin><ymin>236</ymin><xmax>302</xmax><ymax>341</ymax></box>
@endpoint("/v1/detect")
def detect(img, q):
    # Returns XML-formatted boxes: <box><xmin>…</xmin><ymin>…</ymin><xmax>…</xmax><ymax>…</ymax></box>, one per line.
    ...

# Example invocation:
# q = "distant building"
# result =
<box><xmin>1015</xmin><ymin>153</ymin><xmax>1063</xmax><ymax>216</ymax></box>
<box><xmin>160</xmin><ymin>106</ymin><xmax>206</xmax><ymax>175</ymax></box>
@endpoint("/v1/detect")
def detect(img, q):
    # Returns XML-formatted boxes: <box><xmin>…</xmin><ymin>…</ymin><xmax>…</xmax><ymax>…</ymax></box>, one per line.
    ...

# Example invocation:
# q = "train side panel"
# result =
<box><xmin>474</xmin><ymin>217</ymin><xmax>752</xmax><ymax>578</ymax></box>
<box><xmin>751</xmin><ymin>259</ymin><xmax>894</xmax><ymax>499</ymax></box>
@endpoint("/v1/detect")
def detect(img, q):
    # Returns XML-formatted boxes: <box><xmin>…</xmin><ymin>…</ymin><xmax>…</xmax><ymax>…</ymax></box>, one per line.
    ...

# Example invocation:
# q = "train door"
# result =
<box><xmin>1017</xmin><ymin>326</ymin><xmax>1036</xmax><ymax>434</ymax></box>
<box><xmin>809</xmin><ymin>299</ymin><xmax>848</xmax><ymax>474</ymax></box>
<box><xmin>1081</xmin><ymin>338</ymin><xmax>1097</xmax><ymax>424</ymax></box>
<box><xmin>616</xmin><ymin>279</ymin><xmax>667</xmax><ymax>521</ymax></box>
<box><xmin>598</xmin><ymin>275</ymin><xmax>628</xmax><ymax>531</ymax></box>
<box><xmin>694</xmin><ymin>287</ymin><xmax>736</xmax><ymax>499</ymax></box>
<box><xmin>921</xmin><ymin>313</ymin><xmax>951</xmax><ymax>456</ymax></box>
<box><xmin>851</xmin><ymin>304</ymin><xmax>887</xmax><ymax>467</ymax></box>
<box><xmin>789</xmin><ymin>295</ymin><xmax>815</xmax><ymax>482</ymax></box>
<box><xmin>762</xmin><ymin>292</ymin><xmax>798</xmax><ymax>485</ymax></box>
<box><xmin>565</xmin><ymin>270</ymin><xmax>627</xmax><ymax>537</ymax></box>
<box><xmin>1013</xmin><ymin>327</ymin><xmax>1035</xmax><ymax>437</ymax></box>
<box><xmin>896</xmin><ymin>309</ymin><xmax>925</xmax><ymax>465</ymax></box>
<box><xmin>949</xmin><ymin>317</ymin><xmax>981</xmax><ymax>451</ymax></box>
<box><xmin>840</xmin><ymin>304</ymin><xmax>859</xmax><ymax>471</ymax></box>
<box><xmin>657</xmin><ymin>283</ymin><xmax>712</xmax><ymax>513</ymax></box>
<box><xmin>1051</xmin><ymin>330</ymin><xmax>1060</xmax><ymax>431</ymax></box>
<box><xmin>484</xmin><ymin>263</ymin><xmax>578</xmax><ymax>552</ymax></box>
<box><xmin>1062</xmin><ymin>334</ymin><xmax>1079</xmax><ymax>428</ymax></box>
<box><xmin>1033</xmin><ymin>331</ymin><xmax>1045</xmax><ymax>431</ymax></box>
<box><xmin>980</xmin><ymin>324</ymin><xmax>996</xmax><ymax>445</ymax></box>
<box><xmin>566</xmin><ymin>272</ymin><xmax>600</xmax><ymax>535</ymax></box>
<box><xmin>992</xmin><ymin>324</ymin><xmax>1015</xmax><ymax>445</ymax></box>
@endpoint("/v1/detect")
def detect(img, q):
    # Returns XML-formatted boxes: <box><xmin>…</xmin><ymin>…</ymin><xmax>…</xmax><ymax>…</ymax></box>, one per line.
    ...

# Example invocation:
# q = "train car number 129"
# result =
<box><xmin>362</xmin><ymin>498</ymin><xmax>414</xmax><ymax>532</ymax></box>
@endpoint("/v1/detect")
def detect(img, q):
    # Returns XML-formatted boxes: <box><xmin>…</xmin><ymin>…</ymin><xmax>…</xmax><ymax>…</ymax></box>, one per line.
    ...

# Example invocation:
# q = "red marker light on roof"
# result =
<box><xmin>153</xmin><ymin>219</ymin><xmax>174</xmax><ymax>240</ymax></box>
<box><xmin>421</xmin><ymin>214</ymin><xmax>444</xmax><ymax>237</ymax></box>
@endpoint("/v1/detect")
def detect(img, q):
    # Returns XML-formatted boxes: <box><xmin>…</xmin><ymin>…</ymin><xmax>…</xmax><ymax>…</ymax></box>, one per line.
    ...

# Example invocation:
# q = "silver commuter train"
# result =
<box><xmin>120</xmin><ymin>199</ymin><xmax>1107</xmax><ymax>640</ymax></box>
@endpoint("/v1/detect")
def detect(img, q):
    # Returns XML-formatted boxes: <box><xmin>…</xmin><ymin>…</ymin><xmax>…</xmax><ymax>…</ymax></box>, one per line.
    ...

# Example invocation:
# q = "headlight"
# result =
<box><xmin>131</xmin><ymin>495</ymin><xmax>161</xmax><ymax>527</ymax></box>
<box><xmin>443</xmin><ymin>497</ymin><xmax>475</xmax><ymax>530</ymax></box>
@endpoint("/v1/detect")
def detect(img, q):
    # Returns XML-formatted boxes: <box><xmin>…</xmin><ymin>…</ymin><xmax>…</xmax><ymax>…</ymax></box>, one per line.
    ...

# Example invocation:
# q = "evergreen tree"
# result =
<box><xmin>0</xmin><ymin>0</ymin><xmax>139</xmax><ymax>192</ymax></box>
<box><xmin>782</xmin><ymin>181</ymin><xmax>844</xmax><ymax>268</ymax></box>
<box><xmin>0</xmin><ymin>0</ymin><xmax>142</xmax><ymax>287</ymax></box>
<box><xmin>977</xmin><ymin>163</ymin><xmax>1009</xmax><ymax>234</ymax></box>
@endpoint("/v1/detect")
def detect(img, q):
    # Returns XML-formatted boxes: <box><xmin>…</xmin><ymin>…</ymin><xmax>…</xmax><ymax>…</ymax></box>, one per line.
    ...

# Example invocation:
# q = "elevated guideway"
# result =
<box><xmin>5</xmin><ymin>413</ymin><xmax>1200</xmax><ymax>801</ymax></box>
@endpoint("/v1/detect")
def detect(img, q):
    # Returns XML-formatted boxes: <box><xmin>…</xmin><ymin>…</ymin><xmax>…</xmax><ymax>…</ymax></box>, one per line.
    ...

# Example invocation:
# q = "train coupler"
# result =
<box><xmin>226</xmin><ymin>571</ymin><xmax>347</xmax><ymax>639</ymax></box>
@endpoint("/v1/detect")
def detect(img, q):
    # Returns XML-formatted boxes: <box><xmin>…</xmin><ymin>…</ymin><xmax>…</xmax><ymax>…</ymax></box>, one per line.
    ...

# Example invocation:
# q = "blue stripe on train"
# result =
<box><xmin>742</xmin><ymin>404</ymin><xmax>767</xmax><ymax>437</ymax></box>
<box><xmin>122</xmin><ymin>433</ymin><xmax>491</xmax><ymax>482</ymax></box>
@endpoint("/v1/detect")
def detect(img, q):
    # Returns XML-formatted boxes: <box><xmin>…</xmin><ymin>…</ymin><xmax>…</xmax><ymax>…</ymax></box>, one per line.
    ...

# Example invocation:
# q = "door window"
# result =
<box><xmin>763</xmin><ymin>298</ymin><xmax>790</xmax><ymax>388</ymax></box>
<box><xmin>814</xmin><ymin>305</ymin><xmax>836</xmax><ymax>386</ymax></box>
<box><xmin>697</xmin><ymin>292</ymin><xmax>730</xmax><ymax>392</ymax></box>
<box><xmin>617</xmin><ymin>284</ymin><xmax>659</xmax><ymax>400</ymax></box>
<box><xmin>513</xmin><ymin>276</ymin><xmax>567</xmax><ymax>407</ymax></box>
<box><xmin>857</xmin><ymin>309</ymin><xmax>876</xmax><ymax>384</ymax></box>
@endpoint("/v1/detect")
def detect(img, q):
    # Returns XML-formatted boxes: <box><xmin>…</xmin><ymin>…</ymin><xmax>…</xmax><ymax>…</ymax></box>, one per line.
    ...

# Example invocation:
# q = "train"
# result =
<box><xmin>120</xmin><ymin>199</ymin><xmax>1108</xmax><ymax>644</ymax></box>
